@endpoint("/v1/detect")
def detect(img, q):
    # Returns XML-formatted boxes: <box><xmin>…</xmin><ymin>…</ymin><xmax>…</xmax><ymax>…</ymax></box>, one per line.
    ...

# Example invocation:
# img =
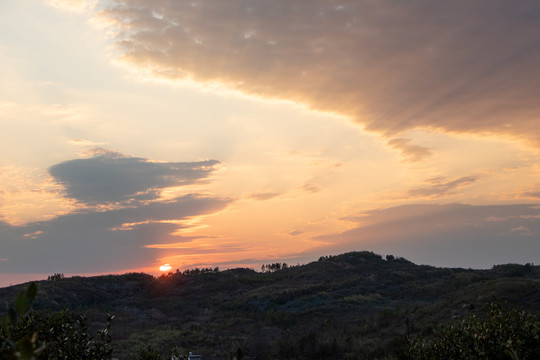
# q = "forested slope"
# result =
<box><xmin>1</xmin><ymin>251</ymin><xmax>539</xmax><ymax>359</ymax></box>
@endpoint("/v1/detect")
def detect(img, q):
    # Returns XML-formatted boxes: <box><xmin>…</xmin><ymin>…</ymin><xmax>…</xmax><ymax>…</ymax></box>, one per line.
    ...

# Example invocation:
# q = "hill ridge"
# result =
<box><xmin>1</xmin><ymin>251</ymin><xmax>539</xmax><ymax>359</ymax></box>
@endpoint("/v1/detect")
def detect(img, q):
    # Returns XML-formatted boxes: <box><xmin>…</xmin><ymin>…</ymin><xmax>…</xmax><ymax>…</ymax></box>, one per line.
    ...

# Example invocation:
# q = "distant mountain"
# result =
<box><xmin>1</xmin><ymin>251</ymin><xmax>539</xmax><ymax>360</ymax></box>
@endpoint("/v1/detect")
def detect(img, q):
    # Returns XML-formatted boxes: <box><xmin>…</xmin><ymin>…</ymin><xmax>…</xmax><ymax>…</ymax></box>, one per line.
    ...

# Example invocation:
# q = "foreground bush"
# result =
<box><xmin>1</xmin><ymin>283</ymin><xmax>113</xmax><ymax>360</ymax></box>
<box><xmin>407</xmin><ymin>303</ymin><xmax>540</xmax><ymax>360</ymax></box>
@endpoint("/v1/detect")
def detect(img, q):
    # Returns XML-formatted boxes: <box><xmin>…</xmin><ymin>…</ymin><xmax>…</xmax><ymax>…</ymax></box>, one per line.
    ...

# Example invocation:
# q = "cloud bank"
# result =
<box><xmin>0</xmin><ymin>151</ymin><xmax>230</xmax><ymax>273</ymax></box>
<box><xmin>94</xmin><ymin>0</ymin><xmax>540</xmax><ymax>146</ymax></box>
<box><xmin>0</xmin><ymin>195</ymin><xmax>230</xmax><ymax>273</ymax></box>
<box><xmin>317</xmin><ymin>203</ymin><xmax>540</xmax><ymax>269</ymax></box>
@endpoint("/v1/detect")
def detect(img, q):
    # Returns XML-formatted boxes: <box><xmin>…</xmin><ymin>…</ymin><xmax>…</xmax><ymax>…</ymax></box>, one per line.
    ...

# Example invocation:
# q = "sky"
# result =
<box><xmin>1</xmin><ymin>0</ymin><xmax>540</xmax><ymax>287</ymax></box>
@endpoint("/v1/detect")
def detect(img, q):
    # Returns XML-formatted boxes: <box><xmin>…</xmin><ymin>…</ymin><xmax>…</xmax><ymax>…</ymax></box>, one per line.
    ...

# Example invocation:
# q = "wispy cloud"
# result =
<box><xmin>302</xmin><ymin>183</ymin><xmax>321</xmax><ymax>193</ymax></box>
<box><xmin>511</xmin><ymin>226</ymin><xmax>532</xmax><ymax>236</ymax></box>
<box><xmin>387</xmin><ymin>138</ymin><xmax>432</xmax><ymax>162</ymax></box>
<box><xmin>407</xmin><ymin>176</ymin><xmax>476</xmax><ymax>198</ymax></box>
<box><xmin>46</xmin><ymin>0</ymin><xmax>94</xmax><ymax>13</ymax></box>
<box><xmin>522</xmin><ymin>191</ymin><xmax>540</xmax><ymax>199</ymax></box>
<box><xmin>68</xmin><ymin>139</ymin><xmax>106</xmax><ymax>147</ymax></box>
<box><xmin>23</xmin><ymin>230</ymin><xmax>44</xmax><ymax>239</ymax></box>
<box><xmin>248</xmin><ymin>192</ymin><xmax>281</xmax><ymax>201</ymax></box>
<box><xmin>0</xmin><ymin>166</ymin><xmax>76</xmax><ymax>225</ymax></box>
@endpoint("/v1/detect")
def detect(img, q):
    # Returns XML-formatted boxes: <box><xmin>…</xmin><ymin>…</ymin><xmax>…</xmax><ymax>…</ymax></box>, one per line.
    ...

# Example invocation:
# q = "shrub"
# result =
<box><xmin>1</xmin><ymin>283</ymin><xmax>114</xmax><ymax>360</ymax></box>
<box><xmin>407</xmin><ymin>303</ymin><xmax>540</xmax><ymax>360</ymax></box>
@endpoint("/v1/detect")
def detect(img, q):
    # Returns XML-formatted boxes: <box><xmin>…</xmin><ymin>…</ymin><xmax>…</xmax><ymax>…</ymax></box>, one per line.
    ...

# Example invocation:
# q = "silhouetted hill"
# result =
<box><xmin>1</xmin><ymin>251</ymin><xmax>539</xmax><ymax>359</ymax></box>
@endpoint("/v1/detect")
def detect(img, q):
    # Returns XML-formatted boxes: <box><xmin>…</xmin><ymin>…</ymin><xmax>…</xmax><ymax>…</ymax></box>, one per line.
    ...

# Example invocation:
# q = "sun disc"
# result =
<box><xmin>159</xmin><ymin>263</ymin><xmax>172</xmax><ymax>272</ymax></box>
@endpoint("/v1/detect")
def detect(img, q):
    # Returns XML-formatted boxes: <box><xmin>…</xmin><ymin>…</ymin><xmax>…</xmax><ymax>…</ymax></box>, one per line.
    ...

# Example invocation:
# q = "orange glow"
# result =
<box><xmin>159</xmin><ymin>263</ymin><xmax>172</xmax><ymax>272</ymax></box>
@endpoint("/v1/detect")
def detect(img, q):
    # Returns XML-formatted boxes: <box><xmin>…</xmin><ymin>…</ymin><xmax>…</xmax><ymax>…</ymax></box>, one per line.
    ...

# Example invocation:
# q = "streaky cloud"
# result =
<box><xmin>406</xmin><ymin>176</ymin><xmax>476</xmax><ymax>198</ymax></box>
<box><xmin>0</xmin><ymin>195</ymin><xmax>231</xmax><ymax>273</ymax></box>
<box><xmin>248</xmin><ymin>192</ymin><xmax>281</xmax><ymax>201</ymax></box>
<box><xmin>302</xmin><ymin>183</ymin><xmax>321</xmax><ymax>193</ymax></box>
<box><xmin>522</xmin><ymin>191</ymin><xmax>540</xmax><ymax>199</ymax></box>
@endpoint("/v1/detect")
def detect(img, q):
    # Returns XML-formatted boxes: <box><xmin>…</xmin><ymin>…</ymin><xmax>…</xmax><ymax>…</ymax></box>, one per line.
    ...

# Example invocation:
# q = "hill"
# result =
<box><xmin>1</xmin><ymin>251</ymin><xmax>539</xmax><ymax>359</ymax></box>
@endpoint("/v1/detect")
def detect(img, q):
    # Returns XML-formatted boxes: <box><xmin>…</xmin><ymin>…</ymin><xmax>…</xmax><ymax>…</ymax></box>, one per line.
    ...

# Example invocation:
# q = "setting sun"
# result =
<box><xmin>159</xmin><ymin>264</ymin><xmax>172</xmax><ymax>272</ymax></box>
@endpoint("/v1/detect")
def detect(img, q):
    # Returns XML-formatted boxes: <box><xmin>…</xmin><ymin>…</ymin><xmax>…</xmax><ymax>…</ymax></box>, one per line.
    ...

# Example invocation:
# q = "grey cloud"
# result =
<box><xmin>387</xmin><ymin>138</ymin><xmax>432</xmax><ymax>162</ymax></box>
<box><xmin>314</xmin><ymin>203</ymin><xmax>540</xmax><ymax>269</ymax></box>
<box><xmin>49</xmin><ymin>149</ymin><xmax>219</xmax><ymax>203</ymax></box>
<box><xmin>96</xmin><ymin>0</ymin><xmax>540</xmax><ymax>146</ymax></box>
<box><xmin>407</xmin><ymin>176</ymin><xmax>476</xmax><ymax>198</ymax></box>
<box><xmin>0</xmin><ymin>220</ymin><xmax>12</xmax><ymax>228</ymax></box>
<box><xmin>0</xmin><ymin>220</ymin><xmax>14</xmax><ymax>237</ymax></box>
<box><xmin>0</xmin><ymin>195</ymin><xmax>231</xmax><ymax>273</ymax></box>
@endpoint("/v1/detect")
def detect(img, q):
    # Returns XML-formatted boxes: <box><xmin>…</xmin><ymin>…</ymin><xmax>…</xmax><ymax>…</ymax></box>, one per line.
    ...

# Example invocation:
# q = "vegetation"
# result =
<box><xmin>407</xmin><ymin>303</ymin><xmax>540</xmax><ymax>359</ymax></box>
<box><xmin>0</xmin><ymin>282</ymin><xmax>114</xmax><ymax>360</ymax></box>
<box><xmin>1</xmin><ymin>251</ymin><xmax>539</xmax><ymax>359</ymax></box>
<box><xmin>46</xmin><ymin>273</ymin><xmax>64</xmax><ymax>282</ymax></box>
<box><xmin>261</xmin><ymin>263</ymin><xmax>288</xmax><ymax>272</ymax></box>
<box><xmin>1</xmin><ymin>282</ymin><xmax>41</xmax><ymax>360</ymax></box>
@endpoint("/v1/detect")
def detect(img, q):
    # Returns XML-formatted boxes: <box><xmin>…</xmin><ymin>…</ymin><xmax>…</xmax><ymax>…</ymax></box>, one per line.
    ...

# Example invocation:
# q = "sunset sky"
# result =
<box><xmin>1</xmin><ymin>0</ymin><xmax>540</xmax><ymax>287</ymax></box>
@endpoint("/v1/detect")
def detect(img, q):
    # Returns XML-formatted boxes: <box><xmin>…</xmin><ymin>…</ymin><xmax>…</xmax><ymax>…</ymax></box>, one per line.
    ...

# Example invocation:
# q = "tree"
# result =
<box><xmin>47</xmin><ymin>274</ymin><xmax>64</xmax><ymax>281</ymax></box>
<box><xmin>261</xmin><ymin>263</ymin><xmax>288</xmax><ymax>272</ymax></box>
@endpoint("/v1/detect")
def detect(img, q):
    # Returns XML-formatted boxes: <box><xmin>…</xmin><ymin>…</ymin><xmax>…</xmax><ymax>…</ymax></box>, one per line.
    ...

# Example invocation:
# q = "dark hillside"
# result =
<box><xmin>1</xmin><ymin>251</ymin><xmax>539</xmax><ymax>359</ymax></box>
